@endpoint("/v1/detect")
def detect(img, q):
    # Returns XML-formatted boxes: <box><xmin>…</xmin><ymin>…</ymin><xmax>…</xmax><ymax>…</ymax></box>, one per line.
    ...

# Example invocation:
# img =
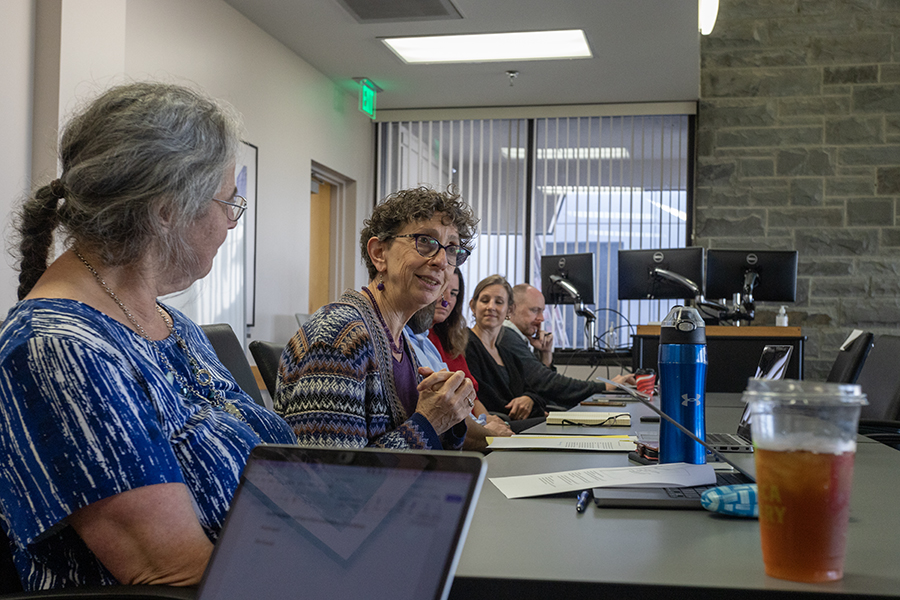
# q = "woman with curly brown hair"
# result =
<box><xmin>275</xmin><ymin>187</ymin><xmax>479</xmax><ymax>449</ymax></box>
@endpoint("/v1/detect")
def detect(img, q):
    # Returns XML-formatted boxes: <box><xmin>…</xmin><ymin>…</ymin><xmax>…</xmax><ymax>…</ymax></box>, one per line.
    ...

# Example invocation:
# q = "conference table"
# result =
<box><xmin>448</xmin><ymin>394</ymin><xmax>900</xmax><ymax>600</ymax></box>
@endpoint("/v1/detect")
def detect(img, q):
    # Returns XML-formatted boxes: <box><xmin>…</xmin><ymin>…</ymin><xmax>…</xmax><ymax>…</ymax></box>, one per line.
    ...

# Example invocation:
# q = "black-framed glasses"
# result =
<box><xmin>213</xmin><ymin>195</ymin><xmax>248</xmax><ymax>222</ymax></box>
<box><xmin>394</xmin><ymin>233</ymin><xmax>471</xmax><ymax>267</ymax></box>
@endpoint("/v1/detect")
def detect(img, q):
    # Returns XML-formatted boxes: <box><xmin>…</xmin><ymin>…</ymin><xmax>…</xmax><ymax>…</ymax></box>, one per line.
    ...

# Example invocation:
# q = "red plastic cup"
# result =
<box><xmin>635</xmin><ymin>373</ymin><xmax>656</xmax><ymax>396</ymax></box>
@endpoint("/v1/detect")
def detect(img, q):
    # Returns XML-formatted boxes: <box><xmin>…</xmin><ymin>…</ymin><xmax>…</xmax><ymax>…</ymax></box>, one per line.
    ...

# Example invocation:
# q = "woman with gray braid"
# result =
<box><xmin>0</xmin><ymin>82</ymin><xmax>295</xmax><ymax>591</ymax></box>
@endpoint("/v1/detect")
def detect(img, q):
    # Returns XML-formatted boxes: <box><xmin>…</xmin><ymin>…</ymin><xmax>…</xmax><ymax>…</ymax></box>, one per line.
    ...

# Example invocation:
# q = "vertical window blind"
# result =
<box><xmin>378</xmin><ymin>111</ymin><xmax>693</xmax><ymax>350</ymax></box>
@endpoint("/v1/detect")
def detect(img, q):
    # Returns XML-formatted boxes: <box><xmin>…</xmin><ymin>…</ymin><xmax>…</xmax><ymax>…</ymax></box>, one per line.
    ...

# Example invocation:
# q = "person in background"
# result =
<box><xmin>499</xmin><ymin>283</ymin><xmax>635</xmax><ymax>407</ymax></box>
<box><xmin>430</xmin><ymin>267</ymin><xmax>510</xmax><ymax>429</ymax></box>
<box><xmin>0</xmin><ymin>82</ymin><xmax>297</xmax><ymax>591</ymax></box>
<box><xmin>466</xmin><ymin>275</ymin><xmax>547</xmax><ymax>431</ymax></box>
<box><xmin>275</xmin><ymin>187</ymin><xmax>477</xmax><ymax>449</ymax></box>
<box><xmin>405</xmin><ymin>301</ymin><xmax>513</xmax><ymax>450</ymax></box>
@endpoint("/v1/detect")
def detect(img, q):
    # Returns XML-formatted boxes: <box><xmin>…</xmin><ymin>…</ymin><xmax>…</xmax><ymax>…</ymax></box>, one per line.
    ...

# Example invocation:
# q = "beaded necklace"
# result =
<box><xmin>74</xmin><ymin>249</ymin><xmax>251</xmax><ymax>426</ymax></box>
<box><xmin>360</xmin><ymin>286</ymin><xmax>404</xmax><ymax>355</ymax></box>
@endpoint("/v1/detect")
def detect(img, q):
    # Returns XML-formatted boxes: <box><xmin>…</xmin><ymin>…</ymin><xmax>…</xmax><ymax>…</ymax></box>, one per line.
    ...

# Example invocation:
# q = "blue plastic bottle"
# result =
<box><xmin>658</xmin><ymin>306</ymin><xmax>707</xmax><ymax>464</ymax></box>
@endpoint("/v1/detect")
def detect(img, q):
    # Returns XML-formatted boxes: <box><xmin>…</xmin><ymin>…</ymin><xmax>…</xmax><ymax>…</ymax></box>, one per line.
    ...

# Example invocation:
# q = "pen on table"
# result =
<box><xmin>575</xmin><ymin>490</ymin><xmax>590</xmax><ymax>513</ymax></box>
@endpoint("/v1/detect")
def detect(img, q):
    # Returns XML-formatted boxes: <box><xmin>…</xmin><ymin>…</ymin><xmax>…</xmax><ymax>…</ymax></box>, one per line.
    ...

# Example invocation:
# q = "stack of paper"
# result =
<box><xmin>490</xmin><ymin>462</ymin><xmax>716</xmax><ymax>499</ymax></box>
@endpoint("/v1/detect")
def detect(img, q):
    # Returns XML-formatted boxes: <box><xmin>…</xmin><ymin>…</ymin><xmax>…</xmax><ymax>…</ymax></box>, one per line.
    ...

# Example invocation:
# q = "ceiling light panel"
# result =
<box><xmin>382</xmin><ymin>30</ymin><xmax>592</xmax><ymax>64</ymax></box>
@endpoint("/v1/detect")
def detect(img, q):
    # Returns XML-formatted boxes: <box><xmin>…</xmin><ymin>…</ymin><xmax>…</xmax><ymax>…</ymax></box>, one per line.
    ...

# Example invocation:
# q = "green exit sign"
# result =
<box><xmin>358</xmin><ymin>79</ymin><xmax>376</xmax><ymax>119</ymax></box>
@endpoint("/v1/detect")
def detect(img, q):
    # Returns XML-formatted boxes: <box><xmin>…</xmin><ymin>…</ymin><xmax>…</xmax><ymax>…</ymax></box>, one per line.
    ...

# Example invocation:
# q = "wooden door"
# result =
<box><xmin>309</xmin><ymin>180</ymin><xmax>331</xmax><ymax>313</ymax></box>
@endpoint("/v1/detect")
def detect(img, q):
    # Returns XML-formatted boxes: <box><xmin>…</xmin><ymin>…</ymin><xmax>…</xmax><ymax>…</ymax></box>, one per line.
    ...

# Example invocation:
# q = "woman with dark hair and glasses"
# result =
<box><xmin>275</xmin><ymin>186</ymin><xmax>479</xmax><ymax>449</ymax></box>
<box><xmin>0</xmin><ymin>83</ymin><xmax>296</xmax><ymax>591</ymax></box>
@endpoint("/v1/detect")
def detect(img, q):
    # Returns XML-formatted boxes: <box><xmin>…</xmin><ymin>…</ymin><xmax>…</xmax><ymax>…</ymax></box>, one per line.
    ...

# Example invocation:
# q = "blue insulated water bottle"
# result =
<box><xmin>658</xmin><ymin>306</ymin><xmax>707</xmax><ymax>464</ymax></box>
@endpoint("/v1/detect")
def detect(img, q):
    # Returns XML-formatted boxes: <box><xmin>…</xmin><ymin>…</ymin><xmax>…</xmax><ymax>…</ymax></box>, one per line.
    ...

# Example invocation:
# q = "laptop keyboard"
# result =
<box><xmin>665</xmin><ymin>485</ymin><xmax>713</xmax><ymax>499</ymax></box>
<box><xmin>707</xmin><ymin>432</ymin><xmax>749</xmax><ymax>445</ymax></box>
<box><xmin>664</xmin><ymin>471</ymin><xmax>750</xmax><ymax>499</ymax></box>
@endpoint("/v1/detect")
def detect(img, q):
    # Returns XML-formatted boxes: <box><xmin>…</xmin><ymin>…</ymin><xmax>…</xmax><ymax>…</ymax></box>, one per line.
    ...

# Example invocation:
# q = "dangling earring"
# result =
<box><xmin>376</xmin><ymin>275</ymin><xmax>385</xmax><ymax>291</ymax></box>
<box><xmin>441</xmin><ymin>299</ymin><xmax>449</xmax><ymax>308</ymax></box>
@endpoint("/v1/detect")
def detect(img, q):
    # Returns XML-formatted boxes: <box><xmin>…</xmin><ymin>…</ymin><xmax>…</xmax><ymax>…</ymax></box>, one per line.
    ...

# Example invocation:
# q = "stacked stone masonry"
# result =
<box><xmin>697</xmin><ymin>0</ymin><xmax>900</xmax><ymax>380</ymax></box>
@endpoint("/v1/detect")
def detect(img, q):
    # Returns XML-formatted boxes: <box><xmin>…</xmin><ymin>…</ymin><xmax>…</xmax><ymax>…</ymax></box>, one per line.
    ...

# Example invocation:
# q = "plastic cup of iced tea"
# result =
<box><xmin>744</xmin><ymin>379</ymin><xmax>867</xmax><ymax>583</ymax></box>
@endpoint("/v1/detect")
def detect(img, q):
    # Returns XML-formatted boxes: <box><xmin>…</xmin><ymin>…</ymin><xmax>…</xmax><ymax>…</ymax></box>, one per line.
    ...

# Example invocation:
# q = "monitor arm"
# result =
<box><xmin>550</xmin><ymin>275</ymin><xmax>596</xmax><ymax>321</ymax></box>
<box><xmin>742</xmin><ymin>269</ymin><xmax>759</xmax><ymax>304</ymax></box>
<box><xmin>699</xmin><ymin>297</ymin><xmax>755</xmax><ymax>324</ymax></box>
<box><xmin>703</xmin><ymin>269</ymin><xmax>759</xmax><ymax>324</ymax></box>
<box><xmin>650</xmin><ymin>267</ymin><xmax>702</xmax><ymax>300</ymax></box>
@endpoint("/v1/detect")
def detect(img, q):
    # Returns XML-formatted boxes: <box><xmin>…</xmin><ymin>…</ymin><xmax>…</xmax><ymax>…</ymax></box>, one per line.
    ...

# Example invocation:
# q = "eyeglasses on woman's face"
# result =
<box><xmin>394</xmin><ymin>233</ymin><xmax>471</xmax><ymax>267</ymax></box>
<box><xmin>213</xmin><ymin>195</ymin><xmax>248</xmax><ymax>222</ymax></box>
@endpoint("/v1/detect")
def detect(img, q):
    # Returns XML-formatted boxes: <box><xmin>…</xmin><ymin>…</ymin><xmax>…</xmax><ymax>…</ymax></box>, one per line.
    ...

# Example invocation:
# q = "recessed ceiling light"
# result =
<box><xmin>382</xmin><ymin>30</ymin><xmax>592</xmax><ymax>64</ymax></box>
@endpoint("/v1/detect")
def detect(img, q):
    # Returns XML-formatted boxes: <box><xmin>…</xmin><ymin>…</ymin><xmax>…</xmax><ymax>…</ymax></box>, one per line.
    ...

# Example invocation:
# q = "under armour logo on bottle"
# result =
<box><xmin>681</xmin><ymin>394</ymin><xmax>701</xmax><ymax>406</ymax></box>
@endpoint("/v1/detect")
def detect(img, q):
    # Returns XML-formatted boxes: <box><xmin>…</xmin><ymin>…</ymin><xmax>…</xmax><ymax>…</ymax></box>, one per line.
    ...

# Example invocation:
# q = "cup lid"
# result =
<box><xmin>743</xmin><ymin>378</ymin><xmax>868</xmax><ymax>405</ymax></box>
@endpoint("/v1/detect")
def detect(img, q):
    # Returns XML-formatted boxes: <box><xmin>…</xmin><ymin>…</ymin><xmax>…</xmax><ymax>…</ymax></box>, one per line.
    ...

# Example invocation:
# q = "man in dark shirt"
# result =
<box><xmin>497</xmin><ymin>283</ymin><xmax>633</xmax><ymax>407</ymax></box>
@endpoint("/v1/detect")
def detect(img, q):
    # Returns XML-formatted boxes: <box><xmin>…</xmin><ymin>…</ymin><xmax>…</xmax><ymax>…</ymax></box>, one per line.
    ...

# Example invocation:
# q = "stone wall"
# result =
<box><xmin>697</xmin><ymin>0</ymin><xmax>900</xmax><ymax>379</ymax></box>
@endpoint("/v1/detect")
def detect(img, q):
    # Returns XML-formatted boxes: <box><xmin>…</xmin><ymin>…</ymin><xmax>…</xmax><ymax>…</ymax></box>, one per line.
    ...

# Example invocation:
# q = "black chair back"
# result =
<box><xmin>248</xmin><ymin>340</ymin><xmax>285</xmax><ymax>398</ymax></box>
<box><xmin>200</xmin><ymin>324</ymin><xmax>265</xmax><ymax>407</ymax></box>
<box><xmin>0</xmin><ymin>524</ymin><xmax>23</xmax><ymax>594</ymax></box>
<box><xmin>855</xmin><ymin>335</ymin><xmax>900</xmax><ymax>420</ymax></box>
<box><xmin>826</xmin><ymin>331</ymin><xmax>874</xmax><ymax>384</ymax></box>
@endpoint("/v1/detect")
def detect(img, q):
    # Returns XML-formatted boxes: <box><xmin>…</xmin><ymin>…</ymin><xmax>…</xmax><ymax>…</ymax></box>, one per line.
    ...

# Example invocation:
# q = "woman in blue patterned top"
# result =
<box><xmin>0</xmin><ymin>82</ymin><xmax>296</xmax><ymax>591</ymax></box>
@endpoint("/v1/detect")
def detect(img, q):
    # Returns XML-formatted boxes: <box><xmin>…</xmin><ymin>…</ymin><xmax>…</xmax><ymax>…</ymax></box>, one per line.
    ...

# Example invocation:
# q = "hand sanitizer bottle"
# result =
<box><xmin>775</xmin><ymin>306</ymin><xmax>788</xmax><ymax>327</ymax></box>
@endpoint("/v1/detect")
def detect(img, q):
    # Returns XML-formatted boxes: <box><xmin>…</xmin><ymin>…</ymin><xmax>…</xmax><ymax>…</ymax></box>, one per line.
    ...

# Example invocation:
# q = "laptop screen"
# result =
<box><xmin>736</xmin><ymin>345</ymin><xmax>794</xmax><ymax>437</ymax></box>
<box><xmin>198</xmin><ymin>446</ymin><xmax>485</xmax><ymax>600</ymax></box>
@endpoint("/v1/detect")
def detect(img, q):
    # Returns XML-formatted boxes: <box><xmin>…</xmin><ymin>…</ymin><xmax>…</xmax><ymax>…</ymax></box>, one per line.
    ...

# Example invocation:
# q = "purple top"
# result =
<box><xmin>392</xmin><ymin>345</ymin><xmax>419</xmax><ymax>417</ymax></box>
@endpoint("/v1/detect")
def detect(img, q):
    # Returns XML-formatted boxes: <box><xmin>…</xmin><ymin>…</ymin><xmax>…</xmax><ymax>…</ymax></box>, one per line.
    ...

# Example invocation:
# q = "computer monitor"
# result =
<box><xmin>540</xmin><ymin>253</ymin><xmax>594</xmax><ymax>305</ymax></box>
<box><xmin>705</xmin><ymin>250</ymin><xmax>798</xmax><ymax>303</ymax></box>
<box><xmin>617</xmin><ymin>247</ymin><xmax>705</xmax><ymax>300</ymax></box>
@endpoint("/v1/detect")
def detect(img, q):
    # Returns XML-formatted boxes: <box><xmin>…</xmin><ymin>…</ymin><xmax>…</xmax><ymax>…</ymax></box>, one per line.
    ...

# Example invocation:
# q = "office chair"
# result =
<box><xmin>199</xmin><ymin>324</ymin><xmax>265</xmax><ymax>407</ymax></box>
<box><xmin>826</xmin><ymin>330</ymin><xmax>874</xmax><ymax>384</ymax></box>
<box><xmin>852</xmin><ymin>335</ymin><xmax>900</xmax><ymax>451</ymax></box>
<box><xmin>1</xmin><ymin>526</ymin><xmax>23</xmax><ymax>595</ymax></box>
<box><xmin>248</xmin><ymin>340</ymin><xmax>285</xmax><ymax>398</ymax></box>
<box><xmin>854</xmin><ymin>335</ymin><xmax>900</xmax><ymax>421</ymax></box>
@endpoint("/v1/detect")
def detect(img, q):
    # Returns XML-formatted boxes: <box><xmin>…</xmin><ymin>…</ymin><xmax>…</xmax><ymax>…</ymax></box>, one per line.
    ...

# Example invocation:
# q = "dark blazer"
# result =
<box><xmin>497</xmin><ymin>325</ymin><xmax>605</xmax><ymax>407</ymax></box>
<box><xmin>465</xmin><ymin>329</ymin><xmax>546</xmax><ymax>418</ymax></box>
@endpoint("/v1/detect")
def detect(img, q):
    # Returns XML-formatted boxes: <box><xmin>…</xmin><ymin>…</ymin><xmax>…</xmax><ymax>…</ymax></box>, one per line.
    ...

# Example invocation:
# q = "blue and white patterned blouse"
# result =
<box><xmin>0</xmin><ymin>299</ymin><xmax>296</xmax><ymax>590</ymax></box>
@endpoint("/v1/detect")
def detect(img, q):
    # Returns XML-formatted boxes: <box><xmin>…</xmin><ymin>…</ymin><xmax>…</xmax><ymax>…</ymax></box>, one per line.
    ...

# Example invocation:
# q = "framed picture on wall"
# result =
<box><xmin>237</xmin><ymin>140</ymin><xmax>258</xmax><ymax>327</ymax></box>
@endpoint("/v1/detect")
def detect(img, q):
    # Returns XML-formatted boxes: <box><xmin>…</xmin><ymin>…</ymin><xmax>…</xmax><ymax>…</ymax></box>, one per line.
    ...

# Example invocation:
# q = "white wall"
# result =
<box><xmin>123</xmin><ymin>0</ymin><xmax>376</xmax><ymax>344</ymax></box>
<box><xmin>1</xmin><ymin>0</ymin><xmax>375</xmax><ymax>344</ymax></box>
<box><xmin>0</xmin><ymin>0</ymin><xmax>36</xmax><ymax>311</ymax></box>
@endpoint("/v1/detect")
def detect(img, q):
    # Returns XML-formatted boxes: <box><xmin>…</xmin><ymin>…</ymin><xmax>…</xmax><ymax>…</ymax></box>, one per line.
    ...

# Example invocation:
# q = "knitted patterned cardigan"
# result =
<box><xmin>274</xmin><ymin>289</ymin><xmax>466</xmax><ymax>449</ymax></box>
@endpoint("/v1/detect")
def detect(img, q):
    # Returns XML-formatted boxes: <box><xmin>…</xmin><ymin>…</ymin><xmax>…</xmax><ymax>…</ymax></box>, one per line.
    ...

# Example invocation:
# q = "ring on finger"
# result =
<box><xmin>467</xmin><ymin>395</ymin><xmax>474</xmax><ymax>407</ymax></box>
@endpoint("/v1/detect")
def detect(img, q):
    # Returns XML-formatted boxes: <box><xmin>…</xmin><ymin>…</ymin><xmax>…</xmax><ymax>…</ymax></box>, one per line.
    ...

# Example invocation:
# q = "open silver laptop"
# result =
<box><xmin>592</xmin><ymin>348</ymin><xmax>790</xmax><ymax>510</ymax></box>
<box><xmin>706</xmin><ymin>344</ymin><xmax>793</xmax><ymax>453</ymax></box>
<box><xmin>197</xmin><ymin>445</ymin><xmax>486</xmax><ymax>600</ymax></box>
